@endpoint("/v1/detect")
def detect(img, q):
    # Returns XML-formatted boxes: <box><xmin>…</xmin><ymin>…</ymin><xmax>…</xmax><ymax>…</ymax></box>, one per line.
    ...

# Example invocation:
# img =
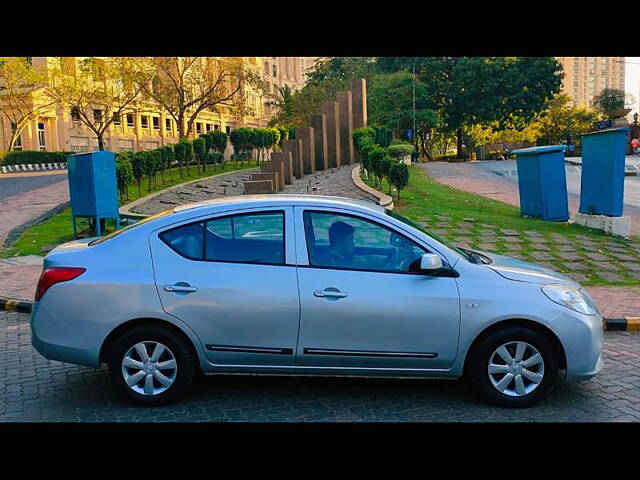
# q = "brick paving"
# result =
<box><xmin>133</xmin><ymin>164</ymin><xmax>376</xmax><ymax>216</ymax></box>
<box><xmin>1</xmin><ymin>310</ymin><xmax>639</xmax><ymax>422</ymax></box>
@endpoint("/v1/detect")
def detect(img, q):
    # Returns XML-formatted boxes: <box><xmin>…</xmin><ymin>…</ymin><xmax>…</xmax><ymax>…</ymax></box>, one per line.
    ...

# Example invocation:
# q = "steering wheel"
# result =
<box><xmin>386</xmin><ymin>232</ymin><xmax>414</xmax><ymax>271</ymax></box>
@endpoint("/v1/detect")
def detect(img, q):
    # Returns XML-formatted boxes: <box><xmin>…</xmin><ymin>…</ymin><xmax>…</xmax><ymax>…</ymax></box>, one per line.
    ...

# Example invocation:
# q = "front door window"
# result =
<box><xmin>303</xmin><ymin>211</ymin><xmax>427</xmax><ymax>274</ymax></box>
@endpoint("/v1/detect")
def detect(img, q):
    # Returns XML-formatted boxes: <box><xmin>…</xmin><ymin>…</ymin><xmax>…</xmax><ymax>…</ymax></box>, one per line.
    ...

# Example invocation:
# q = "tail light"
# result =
<box><xmin>35</xmin><ymin>267</ymin><xmax>86</xmax><ymax>301</ymax></box>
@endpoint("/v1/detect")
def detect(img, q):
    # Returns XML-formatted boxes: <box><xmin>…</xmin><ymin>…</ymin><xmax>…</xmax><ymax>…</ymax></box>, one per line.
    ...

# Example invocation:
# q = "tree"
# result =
<box><xmin>47</xmin><ymin>57</ymin><xmax>146</xmax><ymax>151</ymax></box>
<box><xmin>367</xmin><ymin>72</ymin><xmax>438</xmax><ymax>160</ymax></box>
<box><xmin>268</xmin><ymin>57</ymin><xmax>378</xmax><ymax>127</ymax></box>
<box><xmin>377</xmin><ymin>57</ymin><xmax>563</xmax><ymax>158</ymax></box>
<box><xmin>134</xmin><ymin>57</ymin><xmax>262</xmax><ymax>140</ymax></box>
<box><xmin>0</xmin><ymin>57</ymin><xmax>57</xmax><ymax>151</ymax></box>
<box><xmin>174</xmin><ymin>139</ymin><xmax>193</xmax><ymax>177</ymax></box>
<box><xmin>388</xmin><ymin>162</ymin><xmax>409</xmax><ymax>200</ymax></box>
<box><xmin>591</xmin><ymin>88</ymin><xmax>628</xmax><ymax>116</ymax></box>
<box><xmin>528</xmin><ymin>93</ymin><xmax>599</xmax><ymax>145</ymax></box>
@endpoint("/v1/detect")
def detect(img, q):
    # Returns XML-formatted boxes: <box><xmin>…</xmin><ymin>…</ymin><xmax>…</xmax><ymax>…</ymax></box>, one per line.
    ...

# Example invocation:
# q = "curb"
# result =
<box><xmin>351</xmin><ymin>164</ymin><xmax>394</xmax><ymax>210</ymax></box>
<box><xmin>0</xmin><ymin>298</ymin><xmax>33</xmax><ymax>314</ymax></box>
<box><xmin>1</xmin><ymin>294</ymin><xmax>639</xmax><ymax>331</ymax></box>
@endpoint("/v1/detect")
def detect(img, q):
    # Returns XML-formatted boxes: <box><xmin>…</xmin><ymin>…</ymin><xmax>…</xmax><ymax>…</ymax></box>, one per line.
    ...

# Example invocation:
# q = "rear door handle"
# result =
<box><xmin>164</xmin><ymin>284</ymin><xmax>198</xmax><ymax>293</ymax></box>
<box><xmin>314</xmin><ymin>289</ymin><xmax>348</xmax><ymax>298</ymax></box>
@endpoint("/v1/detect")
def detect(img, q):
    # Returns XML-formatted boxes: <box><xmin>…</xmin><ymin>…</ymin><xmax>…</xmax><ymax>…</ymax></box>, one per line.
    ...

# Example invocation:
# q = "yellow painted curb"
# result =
<box><xmin>626</xmin><ymin>317</ymin><xmax>640</xmax><ymax>331</ymax></box>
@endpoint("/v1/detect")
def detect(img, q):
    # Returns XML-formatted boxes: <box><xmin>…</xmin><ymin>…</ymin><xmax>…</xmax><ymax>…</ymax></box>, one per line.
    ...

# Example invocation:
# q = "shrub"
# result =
<box><xmin>230</xmin><ymin>128</ymin><xmax>254</xmax><ymax>164</ymax></box>
<box><xmin>174</xmin><ymin>139</ymin><xmax>193</xmax><ymax>176</ymax></box>
<box><xmin>388</xmin><ymin>162</ymin><xmax>410</xmax><ymax>200</ymax></box>
<box><xmin>193</xmin><ymin>137</ymin><xmax>206</xmax><ymax>172</ymax></box>
<box><xmin>352</xmin><ymin>127</ymin><xmax>375</xmax><ymax>154</ymax></box>
<box><xmin>115</xmin><ymin>152</ymin><xmax>133</xmax><ymax>202</ymax></box>
<box><xmin>368</xmin><ymin>146</ymin><xmax>389</xmax><ymax>187</ymax></box>
<box><xmin>387</xmin><ymin>143</ymin><xmax>414</xmax><ymax>159</ymax></box>
<box><xmin>373</xmin><ymin>126</ymin><xmax>392</xmax><ymax>147</ymax></box>
<box><xmin>130</xmin><ymin>152</ymin><xmax>145</xmax><ymax>194</ymax></box>
<box><xmin>210</xmin><ymin>130</ymin><xmax>228</xmax><ymax>155</ymax></box>
<box><xmin>2</xmin><ymin>150</ymin><xmax>70</xmax><ymax>165</ymax></box>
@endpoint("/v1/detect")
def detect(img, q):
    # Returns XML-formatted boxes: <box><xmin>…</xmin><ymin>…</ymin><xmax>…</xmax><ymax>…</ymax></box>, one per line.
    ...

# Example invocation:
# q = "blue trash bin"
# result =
<box><xmin>66</xmin><ymin>151</ymin><xmax>120</xmax><ymax>237</ymax></box>
<box><xmin>511</xmin><ymin>145</ymin><xmax>569</xmax><ymax>221</ymax></box>
<box><xmin>579</xmin><ymin>128</ymin><xmax>629</xmax><ymax>217</ymax></box>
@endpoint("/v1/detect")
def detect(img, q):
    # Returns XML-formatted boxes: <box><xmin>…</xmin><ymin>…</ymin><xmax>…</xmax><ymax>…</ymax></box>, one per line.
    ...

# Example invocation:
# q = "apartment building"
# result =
<box><xmin>556</xmin><ymin>57</ymin><xmax>625</xmax><ymax>108</ymax></box>
<box><xmin>0</xmin><ymin>56</ymin><xmax>316</xmax><ymax>154</ymax></box>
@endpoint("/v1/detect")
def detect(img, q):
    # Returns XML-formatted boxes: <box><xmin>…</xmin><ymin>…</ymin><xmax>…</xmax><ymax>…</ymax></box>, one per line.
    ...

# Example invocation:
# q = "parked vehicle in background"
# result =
<box><xmin>31</xmin><ymin>195</ymin><xmax>603</xmax><ymax>407</ymax></box>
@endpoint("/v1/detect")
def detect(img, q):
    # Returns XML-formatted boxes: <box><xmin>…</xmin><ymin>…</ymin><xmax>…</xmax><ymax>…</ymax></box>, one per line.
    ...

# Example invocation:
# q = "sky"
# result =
<box><xmin>625</xmin><ymin>57</ymin><xmax>640</xmax><ymax>111</ymax></box>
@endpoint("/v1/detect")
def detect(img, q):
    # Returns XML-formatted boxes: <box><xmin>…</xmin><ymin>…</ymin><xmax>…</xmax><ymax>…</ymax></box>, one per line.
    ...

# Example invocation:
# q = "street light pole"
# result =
<box><xmin>413</xmin><ymin>58</ymin><xmax>416</xmax><ymax>160</ymax></box>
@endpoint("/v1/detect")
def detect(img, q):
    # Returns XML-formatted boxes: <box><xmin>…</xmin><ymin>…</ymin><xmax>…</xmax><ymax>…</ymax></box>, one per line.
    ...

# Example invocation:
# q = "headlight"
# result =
<box><xmin>542</xmin><ymin>284</ymin><xmax>599</xmax><ymax>315</ymax></box>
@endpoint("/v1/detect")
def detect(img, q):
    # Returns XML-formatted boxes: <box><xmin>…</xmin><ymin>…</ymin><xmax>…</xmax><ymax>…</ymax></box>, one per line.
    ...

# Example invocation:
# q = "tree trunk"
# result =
<box><xmin>98</xmin><ymin>135</ymin><xmax>105</xmax><ymax>151</ymax></box>
<box><xmin>456</xmin><ymin>127</ymin><xmax>464</xmax><ymax>159</ymax></box>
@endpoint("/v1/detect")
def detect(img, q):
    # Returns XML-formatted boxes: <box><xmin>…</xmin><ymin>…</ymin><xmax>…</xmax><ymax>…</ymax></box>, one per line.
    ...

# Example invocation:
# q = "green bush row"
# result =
<box><xmin>352</xmin><ymin>127</ymin><xmax>410</xmax><ymax>201</ymax></box>
<box><xmin>114</xmin><ymin>130</ymin><xmax>229</xmax><ymax>202</ymax></box>
<box><xmin>1</xmin><ymin>150</ymin><xmax>72</xmax><ymax>165</ymax></box>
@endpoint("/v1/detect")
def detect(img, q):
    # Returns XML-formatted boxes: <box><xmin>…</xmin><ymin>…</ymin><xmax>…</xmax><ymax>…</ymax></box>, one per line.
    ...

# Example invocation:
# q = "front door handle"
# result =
<box><xmin>164</xmin><ymin>283</ymin><xmax>198</xmax><ymax>293</ymax></box>
<box><xmin>314</xmin><ymin>288</ymin><xmax>348</xmax><ymax>299</ymax></box>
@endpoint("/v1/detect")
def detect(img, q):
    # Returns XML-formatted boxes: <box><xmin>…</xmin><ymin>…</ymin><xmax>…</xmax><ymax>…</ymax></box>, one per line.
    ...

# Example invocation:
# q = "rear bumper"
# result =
<box><xmin>30</xmin><ymin>301</ymin><xmax>102</xmax><ymax>368</ymax></box>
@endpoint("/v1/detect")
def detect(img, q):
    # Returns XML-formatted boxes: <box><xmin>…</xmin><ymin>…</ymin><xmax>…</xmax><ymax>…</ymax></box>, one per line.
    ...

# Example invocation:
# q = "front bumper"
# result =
<box><xmin>555</xmin><ymin>309</ymin><xmax>604</xmax><ymax>383</ymax></box>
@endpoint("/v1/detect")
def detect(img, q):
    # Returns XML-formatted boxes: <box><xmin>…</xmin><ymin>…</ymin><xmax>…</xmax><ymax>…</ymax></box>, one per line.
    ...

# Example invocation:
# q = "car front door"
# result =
<box><xmin>150</xmin><ymin>207</ymin><xmax>300</xmax><ymax>367</ymax></box>
<box><xmin>294</xmin><ymin>207</ymin><xmax>461</xmax><ymax>371</ymax></box>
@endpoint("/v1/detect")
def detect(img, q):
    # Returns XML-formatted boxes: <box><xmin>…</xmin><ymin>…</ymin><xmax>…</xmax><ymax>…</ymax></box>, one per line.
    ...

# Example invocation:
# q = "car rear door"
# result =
<box><xmin>149</xmin><ymin>207</ymin><xmax>300</xmax><ymax>367</ymax></box>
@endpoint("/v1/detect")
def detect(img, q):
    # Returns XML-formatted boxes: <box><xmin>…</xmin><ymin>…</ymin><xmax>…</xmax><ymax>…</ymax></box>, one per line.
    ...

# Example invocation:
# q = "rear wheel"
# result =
<box><xmin>108</xmin><ymin>325</ymin><xmax>196</xmax><ymax>406</ymax></box>
<box><xmin>467</xmin><ymin>327</ymin><xmax>558</xmax><ymax>408</ymax></box>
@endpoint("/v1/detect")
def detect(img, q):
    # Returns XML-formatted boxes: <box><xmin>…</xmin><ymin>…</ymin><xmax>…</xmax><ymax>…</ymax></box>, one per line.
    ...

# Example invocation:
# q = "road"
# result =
<box><xmin>2</xmin><ymin>311</ymin><xmax>639</xmax><ymax>422</ymax></box>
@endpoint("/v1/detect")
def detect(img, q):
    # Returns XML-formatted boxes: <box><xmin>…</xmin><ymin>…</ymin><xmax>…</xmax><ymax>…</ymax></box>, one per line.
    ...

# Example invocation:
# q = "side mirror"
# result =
<box><xmin>420</xmin><ymin>253</ymin><xmax>443</xmax><ymax>272</ymax></box>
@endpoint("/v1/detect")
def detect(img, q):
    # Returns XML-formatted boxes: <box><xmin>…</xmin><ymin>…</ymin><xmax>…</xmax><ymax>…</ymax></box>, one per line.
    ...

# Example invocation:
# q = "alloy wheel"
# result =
<box><xmin>121</xmin><ymin>341</ymin><xmax>178</xmax><ymax>396</ymax></box>
<box><xmin>487</xmin><ymin>341</ymin><xmax>545</xmax><ymax>397</ymax></box>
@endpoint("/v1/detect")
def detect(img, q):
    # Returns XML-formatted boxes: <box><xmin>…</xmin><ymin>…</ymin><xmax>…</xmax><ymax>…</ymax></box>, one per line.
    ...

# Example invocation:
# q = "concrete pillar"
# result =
<box><xmin>261</xmin><ymin>160</ymin><xmax>285</xmax><ymax>190</ymax></box>
<box><xmin>351</xmin><ymin>77</ymin><xmax>367</xmax><ymax>129</ymax></box>
<box><xmin>322</xmin><ymin>101</ymin><xmax>341</xmax><ymax>168</ymax></box>
<box><xmin>48</xmin><ymin>117</ymin><xmax>60</xmax><ymax>151</ymax></box>
<box><xmin>309</xmin><ymin>114</ymin><xmax>328</xmax><ymax>171</ymax></box>
<box><xmin>282</xmin><ymin>138</ymin><xmax>304</xmax><ymax>179</ymax></box>
<box><xmin>296</xmin><ymin>126</ymin><xmax>316</xmax><ymax>175</ymax></box>
<box><xmin>271</xmin><ymin>151</ymin><xmax>294</xmax><ymax>185</ymax></box>
<box><xmin>336</xmin><ymin>91</ymin><xmax>355</xmax><ymax>165</ymax></box>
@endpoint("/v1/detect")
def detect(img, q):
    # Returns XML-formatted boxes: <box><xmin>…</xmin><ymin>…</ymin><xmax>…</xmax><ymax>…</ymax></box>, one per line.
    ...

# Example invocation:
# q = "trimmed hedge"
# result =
<box><xmin>387</xmin><ymin>143</ymin><xmax>414</xmax><ymax>158</ymax></box>
<box><xmin>2</xmin><ymin>151</ymin><xmax>71</xmax><ymax>165</ymax></box>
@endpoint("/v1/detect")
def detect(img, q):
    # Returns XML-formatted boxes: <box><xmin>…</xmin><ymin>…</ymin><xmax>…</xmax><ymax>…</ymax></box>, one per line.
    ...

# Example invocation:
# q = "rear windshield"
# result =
<box><xmin>88</xmin><ymin>209</ymin><xmax>174</xmax><ymax>246</ymax></box>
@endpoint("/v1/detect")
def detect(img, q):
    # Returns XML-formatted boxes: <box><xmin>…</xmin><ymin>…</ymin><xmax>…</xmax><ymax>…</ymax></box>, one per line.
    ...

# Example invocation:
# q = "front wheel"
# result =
<box><xmin>108</xmin><ymin>325</ymin><xmax>196</xmax><ymax>406</ymax></box>
<box><xmin>467</xmin><ymin>327</ymin><xmax>559</xmax><ymax>408</ymax></box>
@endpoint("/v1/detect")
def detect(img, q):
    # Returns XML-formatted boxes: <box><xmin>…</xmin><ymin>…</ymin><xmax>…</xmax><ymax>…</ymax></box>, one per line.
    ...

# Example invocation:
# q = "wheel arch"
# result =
<box><xmin>99</xmin><ymin>317</ymin><xmax>202</xmax><ymax>372</ymax></box>
<box><xmin>462</xmin><ymin>318</ymin><xmax>567</xmax><ymax>376</ymax></box>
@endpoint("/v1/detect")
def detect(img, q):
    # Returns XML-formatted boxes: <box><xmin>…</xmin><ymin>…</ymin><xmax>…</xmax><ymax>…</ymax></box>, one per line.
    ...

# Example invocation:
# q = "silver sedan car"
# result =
<box><xmin>31</xmin><ymin>195</ymin><xmax>603</xmax><ymax>407</ymax></box>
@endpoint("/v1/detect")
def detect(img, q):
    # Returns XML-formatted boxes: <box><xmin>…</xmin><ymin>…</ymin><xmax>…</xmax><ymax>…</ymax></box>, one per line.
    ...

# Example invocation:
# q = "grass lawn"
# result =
<box><xmin>365</xmin><ymin>165</ymin><xmax>640</xmax><ymax>286</ymax></box>
<box><xmin>1</xmin><ymin>161</ymin><xmax>259</xmax><ymax>258</ymax></box>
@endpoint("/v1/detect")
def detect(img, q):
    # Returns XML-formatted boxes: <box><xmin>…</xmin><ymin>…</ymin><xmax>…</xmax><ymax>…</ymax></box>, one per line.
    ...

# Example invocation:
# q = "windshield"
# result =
<box><xmin>88</xmin><ymin>209</ymin><xmax>174</xmax><ymax>246</ymax></box>
<box><xmin>386</xmin><ymin>210</ymin><xmax>477</xmax><ymax>263</ymax></box>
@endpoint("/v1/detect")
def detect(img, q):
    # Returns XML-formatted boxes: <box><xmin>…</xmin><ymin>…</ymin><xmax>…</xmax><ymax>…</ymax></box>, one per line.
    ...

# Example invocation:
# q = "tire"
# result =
<box><xmin>108</xmin><ymin>325</ymin><xmax>196</xmax><ymax>406</ymax></box>
<box><xmin>467</xmin><ymin>327</ymin><xmax>558</xmax><ymax>408</ymax></box>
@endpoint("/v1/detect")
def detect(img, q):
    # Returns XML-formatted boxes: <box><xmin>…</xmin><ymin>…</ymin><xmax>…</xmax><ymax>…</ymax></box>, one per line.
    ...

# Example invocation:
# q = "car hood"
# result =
<box><xmin>476</xmin><ymin>250</ymin><xmax>582</xmax><ymax>289</ymax></box>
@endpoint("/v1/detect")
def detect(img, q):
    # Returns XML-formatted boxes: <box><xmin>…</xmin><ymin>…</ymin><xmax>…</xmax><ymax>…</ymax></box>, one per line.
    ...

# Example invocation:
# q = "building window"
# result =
<box><xmin>205</xmin><ymin>123</ymin><xmax>211</xmax><ymax>132</ymax></box>
<box><xmin>225</xmin><ymin>126</ymin><xmax>231</xmax><ymax>135</ymax></box>
<box><xmin>196</xmin><ymin>122</ymin><xmax>202</xmax><ymax>134</ymax></box>
<box><xmin>127</xmin><ymin>113</ymin><xmax>134</xmax><ymax>127</ymax></box>
<box><xmin>272</xmin><ymin>64</ymin><xmax>277</xmax><ymax>77</ymax></box>
<box><xmin>214</xmin><ymin>124</ymin><xmax>220</xmax><ymax>131</ymax></box>
<box><xmin>113</xmin><ymin>112</ymin><xmax>121</xmax><ymax>125</ymax></box>
<box><xmin>71</xmin><ymin>107</ymin><xmax>81</xmax><ymax>121</ymax></box>
<box><xmin>93</xmin><ymin>109</ymin><xmax>103</xmax><ymax>122</ymax></box>
<box><xmin>152</xmin><ymin>117</ymin><xmax>160</xmax><ymax>130</ymax></box>
<box><xmin>141</xmin><ymin>115</ymin><xmax>149</xmax><ymax>129</ymax></box>
<box><xmin>165</xmin><ymin>118</ymin><xmax>172</xmax><ymax>131</ymax></box>
<box><xmin>37</xmin><ymin>122</ymin><xmax>46</xmax><ymax>151</ymax></box>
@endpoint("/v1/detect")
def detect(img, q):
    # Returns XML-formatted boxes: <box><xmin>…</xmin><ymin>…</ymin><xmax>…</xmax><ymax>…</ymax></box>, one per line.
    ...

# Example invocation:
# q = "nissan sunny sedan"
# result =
<box><xmin>31</xmin><ymin>195</ymin><xmax>604</xmax><ymax>407</ymax></box>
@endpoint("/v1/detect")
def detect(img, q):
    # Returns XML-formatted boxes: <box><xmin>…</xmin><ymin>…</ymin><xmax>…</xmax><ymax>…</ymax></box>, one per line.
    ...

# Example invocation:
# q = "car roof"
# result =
<box><xmin>172</xmin><ymin>194</ymin><xmax>385</xmax><ymax>215</ymax></box>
